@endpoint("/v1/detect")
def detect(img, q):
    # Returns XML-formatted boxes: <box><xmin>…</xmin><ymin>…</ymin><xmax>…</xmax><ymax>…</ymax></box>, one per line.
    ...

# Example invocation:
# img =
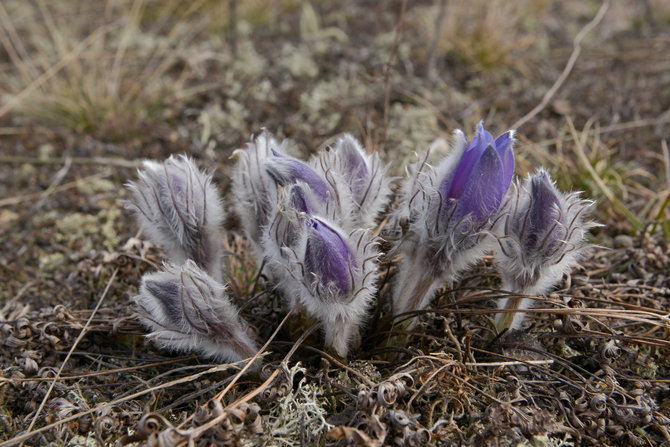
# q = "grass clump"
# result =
<box><xmin>0</xmin><ymin>0</ymin><xmax>216</xmax><ymax>141</ymax></box>
<box><xmin>426</xmin><ymin>0</ymin><xmax>548</xmax><ymax>72</ymax></box>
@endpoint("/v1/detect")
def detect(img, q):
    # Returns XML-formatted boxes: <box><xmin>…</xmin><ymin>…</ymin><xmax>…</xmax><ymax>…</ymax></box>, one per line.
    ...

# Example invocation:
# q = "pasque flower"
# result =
<box><xmin>392</xmin><ymin>122</ymin><xmax>515</xmax><ymax>324</ymax></box>
<box><xmin>493</xmin><ymin>169</ymin><xmax>596</xmax><ymax>331</ymax></box>
<box><xmin>262</xmin><ymin>191</ymin><xmax>379</xmax><ymax>357</ymax></box>
<box><xmin>439</xmin><ymin>122</ymin><xmax>514</xmax><ymax>225</ymax></box>
<box><xmin>126</xmin><ymin>156</ymin><xmax>225</xmax><ymax>282</ymax></box>
<box><xmin>135</xmin><ymin>260</ymin><xmax>258</xmax><ymax>362</ymax></box>
<box><xmin>314</xmin><ymin>134</ymin><xmax>392</xmax><ymax>230</ymax></box>
<box><xmin>231</xmin><ymin>133</ymin><xmax>387</xmax><ymax>357</ymax></box>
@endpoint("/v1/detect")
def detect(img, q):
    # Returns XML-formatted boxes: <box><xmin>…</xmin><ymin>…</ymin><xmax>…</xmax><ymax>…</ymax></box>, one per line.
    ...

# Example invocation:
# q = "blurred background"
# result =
<box><xmin>1</xmin><ymin>1</ymin><xmax>669</xmax><ymax>229</ymax></box>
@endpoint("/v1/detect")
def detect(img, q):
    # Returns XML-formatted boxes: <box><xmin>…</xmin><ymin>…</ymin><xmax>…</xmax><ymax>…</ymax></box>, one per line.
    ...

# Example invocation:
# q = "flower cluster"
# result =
<box><xmin>126</xmin><ymin>124</ymin><xmax>597</xmax><ymax>362</ymax></box>
<box><xmin>232</xmin><ymin>133</ymin><xmax>391</xmax><ymax>357</ymax></box>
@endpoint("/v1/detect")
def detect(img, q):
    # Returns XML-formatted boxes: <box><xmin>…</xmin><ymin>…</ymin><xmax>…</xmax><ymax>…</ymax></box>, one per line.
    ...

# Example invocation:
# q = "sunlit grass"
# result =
<box><xmin>0</xmin><ymin>0</ymin><xmax>301</xmax><ymax>142</ymax></box>
<box><xmin>520</xmin><ymin>117</ymin><xmax>668</xmax><ymax>234</ymax></box>
<box><xmin>0</xmin><ymin>0</ymin><xmax>199</xmax><ymax>140</ymax></box>
<box><xmin>428</xmin><ymin>0</ymin><xmax>549</xmax><ymax>72</ymax></box>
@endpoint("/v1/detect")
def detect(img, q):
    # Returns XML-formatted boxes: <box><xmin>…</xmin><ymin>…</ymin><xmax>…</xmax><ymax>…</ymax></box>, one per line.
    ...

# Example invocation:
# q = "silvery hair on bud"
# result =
<box><xmin>261</xmin><ymin>197</ymin><xmax>380</xmax><ymax>357</ymax></box>
<box><xmin>135</xmin><ymin>260</ymin><xmax>258</xmax><ymax>363</ymax></box>
<box><xmin>126</xmin><ymin>155</ymin><xmax>225</xmax><ymax>282</ymax></box>
<box><xmin>494</xmin><ymin>169</ymin><xmax>598</xmax><ymax>329</ymax></box>
<box><xmin>231</xmin><ymin>133</ymin><xmax>288</xmax><ymax>251</ymax></box>
<box><xmin>313</xmin><ymin>134</ymin><xmax>393</xmax><ymax>231</ymax></box>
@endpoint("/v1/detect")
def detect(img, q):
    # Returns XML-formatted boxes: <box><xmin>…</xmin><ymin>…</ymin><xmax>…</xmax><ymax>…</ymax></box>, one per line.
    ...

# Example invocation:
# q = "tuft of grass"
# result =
<box><xmin>520</xmin><ymin>117</ymin><xmax>669</xmax><ymax>234</ymax></box>
<box><xmin>0</xmin><ymin>1</ymin><xmax>215</xmax><ymax>141</ymax></box>
<box><xmin>426</xmin><ymin>0</ymin><xmax>548</xmax><ymax>72</ymax></box>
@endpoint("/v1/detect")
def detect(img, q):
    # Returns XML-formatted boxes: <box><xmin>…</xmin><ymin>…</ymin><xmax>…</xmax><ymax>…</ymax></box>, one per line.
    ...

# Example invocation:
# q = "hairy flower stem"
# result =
<box><xmin>392</xmin><ymin>266</ymin><xmax>441</xmax><ymax>329</ymax></box>
<box><xmin>495</xmin><ymin>296</ymin><xmax>528</xmax><ymax>333</ymax></box>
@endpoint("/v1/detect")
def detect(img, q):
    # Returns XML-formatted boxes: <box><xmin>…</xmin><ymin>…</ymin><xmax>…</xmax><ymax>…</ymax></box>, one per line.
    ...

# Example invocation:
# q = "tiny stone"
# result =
<box><xmin>613</xmin><ymin>234</ymin><xmax>634</xmax><ymax>249</ymax></box>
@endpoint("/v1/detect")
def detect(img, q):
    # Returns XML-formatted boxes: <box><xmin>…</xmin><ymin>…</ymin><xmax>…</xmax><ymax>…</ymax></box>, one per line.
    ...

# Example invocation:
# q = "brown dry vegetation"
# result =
<box><xmin>0</xmin><ymin>0</ymin><xmax>669</xmax><ymax>445</ymax></box>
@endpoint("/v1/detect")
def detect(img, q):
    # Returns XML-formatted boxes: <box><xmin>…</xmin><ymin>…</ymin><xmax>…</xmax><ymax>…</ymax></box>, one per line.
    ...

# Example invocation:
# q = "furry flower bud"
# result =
<box><xmin>135</xmin><ymin>260</ymin><xmax>258</xmax><ymax>362</ymax></box>
<box><xmin>231</xmin><ymin>133</ymin><xmax>287</xmax><ymax>250</ymax></box>
<box><xmin>263</xmin><ymin>211</ymin><xmax>379</xmax><ymax>357</ymax></box>
<box><xmin>126</xmin><ymin>156</ymin><xmax>224</xmax><ymax>282</ymax></box>
<box><xmin>494</xmin><ymin>169</ymin><xmax>597</xmax><ymax>330</ymax></box>
<box><xmin>391</xmin><ymin>123</ymin><xmax>515</xmax><ymax>323</ymax></box>
<box><xmin>315</xmin><ymin>134</ymin><xmax>392</xmax><ymax>230</ymax></box>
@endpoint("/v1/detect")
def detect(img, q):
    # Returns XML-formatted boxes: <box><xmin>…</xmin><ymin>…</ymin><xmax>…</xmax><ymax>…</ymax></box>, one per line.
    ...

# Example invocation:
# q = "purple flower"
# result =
<box><xmin>494</xmin><ymin>169</ymin><xmax>597</xmax><ymax>330</ymax></box>
<box><xmin>304</xmin><ymin>219</ymin><xmax>354</xmax><ymax>294</ymax></box>
<box><xmin>391</xmin><ymin>123</ymin><xmax>515</xmax><ymax>324</ymax></box>
<box><xmin>135</xmin><ymin>260</ymin><xmax>258</xmax><ymax>362</ymax></box>
<box><xmin>439</xmin><ymin>122</ymin><xmax>514</xmax><ymax>225</ymax></box>
<box><xmin>126</xmin><ymin>156</ymin><xmax>224</xmax><ymax>282</ymax></box>
<box><xmin>265</xmin><ymin>150</ymin><xmax>329</xmax><ymax>202</ymax></box>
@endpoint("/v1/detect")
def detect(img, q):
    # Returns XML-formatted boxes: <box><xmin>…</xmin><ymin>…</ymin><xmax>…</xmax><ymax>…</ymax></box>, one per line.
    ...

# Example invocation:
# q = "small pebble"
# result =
<box><xmin>613</xmin><ymin>234</ymin><xmax>634</xmax><ymax>249</ymax></box>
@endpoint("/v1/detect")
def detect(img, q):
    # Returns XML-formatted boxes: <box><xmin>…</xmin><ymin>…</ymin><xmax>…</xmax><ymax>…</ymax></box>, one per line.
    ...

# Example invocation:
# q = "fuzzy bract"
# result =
<box><xmin>126</xmin><ymin>155</ymin><xmax>225</xmax><ymax>282</ymax></box>
<box><xmin>135</xmin><ymin>260</ymin><xmax>258</xmax><ymax>362</ymax></box>
<box><xmin>231</xmin><ymin>133</ymin><xmax>288</xmax><ymax>250</ymax></box>
<box><xmin>314</xmin><ymin>134</ymin><xmax>393</xmax><ymax>230</ymax></box>
<box><xmin>494</xmin><ymin>169</ymin><xmax>597</xmax><ymax>330</ymax></box>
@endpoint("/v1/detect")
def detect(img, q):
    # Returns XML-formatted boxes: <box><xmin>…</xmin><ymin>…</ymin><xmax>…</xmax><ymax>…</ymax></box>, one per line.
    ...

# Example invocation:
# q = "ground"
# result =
<box><xmin>0</xmin><ymin>0</ymin><xmax>669</xmax><ymax>445</ymax></box>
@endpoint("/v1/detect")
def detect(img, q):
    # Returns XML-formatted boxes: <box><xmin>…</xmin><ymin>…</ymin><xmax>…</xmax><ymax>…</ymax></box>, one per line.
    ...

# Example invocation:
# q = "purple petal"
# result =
<box><xmin>443</xmin><ymin>122</ymin><xmax>492</xmax><ymax>200</ymax></box>
<box><xmin>475</xmin><ymin>121</ymin><xmax>495</xmax><ymax>149</ymax></box>
<box><xmin>265</xmin><ymin>154</ymin><xmax>329</xmax><ymax>202</ymax></box>
<box><xmin>288</xmin><ymin>184</ymin><xmax>313</xmax><ymax>214</ymax></box>
<box><xmin>496</xmin><ymin>131</ymin><xmax>515</xmax><ymax>190</ymax></box>
<box><xmin>494</xmin><ymin>131</ymin><xmax>513</xmax><ymax>156</ymax></box>
<box><xmin>525</xmin><ymin>171</ymin><xmax>565</xmax><ymax>251</ymax></box>
<box><xmin>455</xmin><ymin>145</ymin><xmax>506</xmax><ymax>223</ymax></box>
<box><xmin>339</xmin><ymin>136</ymin><xmax>369</xmax><ymax>184</ymax></box>
<box><xmin>143</xmin><ymin>279</ymin><xmax>182</xmax><ymax>325</ymax></box>
<box><xmin>304</xmin><ymin>219</ymin><xmax>352</xmax><ymax>294</ymax></box>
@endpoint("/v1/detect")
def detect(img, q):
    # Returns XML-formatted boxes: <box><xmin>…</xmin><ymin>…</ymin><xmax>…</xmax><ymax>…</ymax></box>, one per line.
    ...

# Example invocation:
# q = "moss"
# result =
<box><xmin>55</xmin><ymin>208</ymin><xmax>120</xmax><ymax>252</ymax></box>
<box><xmin>279</xmin><ymin>43</ymin><xmax>320</xmax><ymax>79</ymax></box>
<box><xmin>76</xmin><ymin>178</ymin><xmax>116</xmax><ymax>195</ymax></box>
